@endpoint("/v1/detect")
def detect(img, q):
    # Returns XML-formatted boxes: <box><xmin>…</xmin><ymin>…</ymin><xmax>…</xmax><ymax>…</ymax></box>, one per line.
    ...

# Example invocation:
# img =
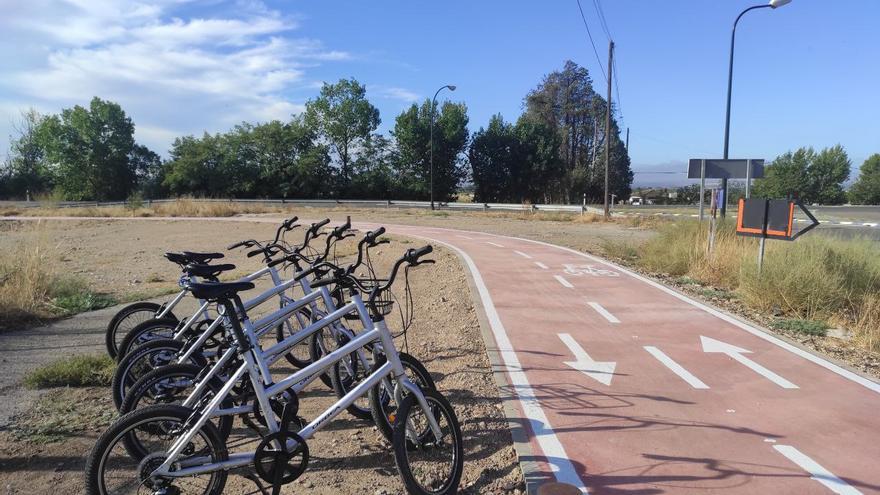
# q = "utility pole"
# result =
<box><xmin>603</xmin><ymin>40</ymin><xmax>614</xmax><ymax>219</ymax></box>
<box><xmin>625</xmin><ymin>127</ymin><xmax>629</xmax><ymax>150</ymax></box>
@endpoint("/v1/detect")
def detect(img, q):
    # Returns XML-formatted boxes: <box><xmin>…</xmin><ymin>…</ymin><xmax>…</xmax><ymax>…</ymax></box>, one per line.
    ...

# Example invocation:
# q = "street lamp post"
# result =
<box><xmin>430</xmin><ymin>84</ymin><xmax>456</xmax><ymax>210</ymax></box>
<box><xmin>721</xmin><ymin>0</ymin><xmax>791</xmax><ymax>218</ymax></box>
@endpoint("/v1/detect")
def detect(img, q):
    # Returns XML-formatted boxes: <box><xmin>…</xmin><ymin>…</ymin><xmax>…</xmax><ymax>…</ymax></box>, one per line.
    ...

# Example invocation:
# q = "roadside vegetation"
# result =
<box><xmin>607</xmin><ymin>220</ymin><xmax>880</xmax><ymax>352</ymax></box>
<box><xmin>9</xmin><ymin>387</ymin><xmax>115</xmax><ymax>444</ymax></box>
<box><xmin>23</xmin><ymin>354</ymin><xmax>115</xmax><ymax>389</ymax></box>
<box><xmin>5</xmin><ymin>196</ymin><xmax>285</xmax><ymax>218</ymax></box>
<box><xmin>0</xmin><ymin>226</ymin><xmax>116</xmax><ymax>330</ymax></box>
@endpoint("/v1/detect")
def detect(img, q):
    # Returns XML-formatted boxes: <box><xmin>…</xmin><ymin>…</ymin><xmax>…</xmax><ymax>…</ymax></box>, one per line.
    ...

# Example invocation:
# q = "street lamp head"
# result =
<box><xmin>769</xmin><ymin>0</ymin><xmax>791</xmax><ymax>8</ymax></box>
<box><xmin>447</xmin><ymin>85</ymin><xmax>457</xmax><ymax>91</ymax></box>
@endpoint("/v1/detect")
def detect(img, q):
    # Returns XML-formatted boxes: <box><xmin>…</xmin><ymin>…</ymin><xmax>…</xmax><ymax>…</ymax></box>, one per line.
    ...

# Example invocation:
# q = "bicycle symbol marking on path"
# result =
<box><xmin>562</xmin><ymin>264</ymin><xmax>620</xmax><ymax>277</ymax></box>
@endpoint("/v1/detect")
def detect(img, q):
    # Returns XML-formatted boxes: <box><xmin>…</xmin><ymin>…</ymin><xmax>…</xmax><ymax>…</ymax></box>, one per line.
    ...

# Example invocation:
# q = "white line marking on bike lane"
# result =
<box><xmin>514</xmin><ymin>250</ymin><xmax>532</xmax><ymax>259</ymax></box>
<box><xmin>406</xmin><ymin>234</ymin><xmax>589</xmax><ymax>493</ymax></box>
<box><xmin>457</xmin><ymin>235</ymin><xmax>474</xmax><ymax>240</ymax></box>
<box><xmin>773</xmin><ymin>445</ymin><xmax>862</xmax><ymax>494</ymax></box>
<box><xmin>535</xmin><ymin>262</ymin><xmax>549</xmax><ymax>270</ymax></box>
<box><xmin>587</xmin><ymin>302</ymin><xmax>619</xmax><ymax>323</ymax></box>
<box><xmin>644</xmin><ymin>346</ymin><xmax>709</xmax><ymax>389</ymax></box>
<box><xmin>486</xmin><ymin>241</ymin><xmax>505</xmax><ymax>247</ymax></box>
<box><xmin>554</xmin><ymin>275</ymin><xmax>574</xmax><ymax>288</ymax></box>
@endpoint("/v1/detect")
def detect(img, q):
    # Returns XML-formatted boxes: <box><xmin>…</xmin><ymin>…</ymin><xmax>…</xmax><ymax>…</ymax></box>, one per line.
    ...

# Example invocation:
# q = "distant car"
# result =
<box><xmin>629</xmin><ymin>196</ymin><xmax>643</xmax><ymax>206</ymax></box>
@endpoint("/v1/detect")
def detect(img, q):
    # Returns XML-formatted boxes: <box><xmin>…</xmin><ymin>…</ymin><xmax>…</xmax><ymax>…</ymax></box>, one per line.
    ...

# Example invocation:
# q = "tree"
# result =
<box><xmin>392</xmin><ymin>100</ymin><xmax>469</xmax><ymax>201</ymax></box>
<box><xmin>524</xmin><ymin>60</ymin><xmax>632</xmax><ymax>203</ymax></box>
<box><xmin>469</xmin><ymin>114</ymin><xmax>518</xmax><ymax>203</ymax></box>
<box><xmin>305</xmin><ymin>78</ymin><xmax>380</xmax><ymax>193</ymax></box>
<box><xmin>2</xmin><ymin>109</ymin><xmax>53</xmax><ymax>199</ymax></box>
<box><xmin>39</xmin><ymin>97</ymin><xmax>155</xmax><ymax>200</ymax></box>
<box><xmin>753</xmin><ymin>146</ymin><xmax>850</xmax><ymax>204</ymax></box>
<box><xmin>849</xmin><ymin>154</ymin><xmax>880</xmax><ymax>205</ymax></box>
<box><xmin>807</xmin><ymin>145</ymin><xmax>849</xmax><ymax>204</ymax></box>
<box><xmin>350</xmin><ymin>134</ymin><xmax>396</xmax><ymax>199</ymax></box>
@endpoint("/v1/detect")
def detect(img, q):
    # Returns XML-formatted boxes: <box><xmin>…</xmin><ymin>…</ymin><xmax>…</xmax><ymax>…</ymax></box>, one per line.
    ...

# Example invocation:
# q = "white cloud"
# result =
<box><xmin>373</xmin><ymin>86</ymin><xmax>420</xmax><ymax>103</ymax></box>
<box><xmin>0</xmin><ymin>0</ymin><xmax>349</xmax><ymax>155</ymax></box>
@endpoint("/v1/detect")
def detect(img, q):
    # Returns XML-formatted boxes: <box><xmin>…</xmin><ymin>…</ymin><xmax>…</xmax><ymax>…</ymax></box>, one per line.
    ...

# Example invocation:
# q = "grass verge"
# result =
<box><xmin>603</xmin><ymin>219</ymin><xmax>880</xmax><ymax>352</ymax></box>
<box><xmin>23</xmin><ymin>354</ymin><xmax>115</xmax><ymax>389</ymax></box>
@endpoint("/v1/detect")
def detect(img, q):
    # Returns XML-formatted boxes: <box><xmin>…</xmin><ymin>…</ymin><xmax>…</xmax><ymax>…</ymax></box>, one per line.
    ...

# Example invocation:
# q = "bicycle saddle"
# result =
<box><xmin>184</xmin><ymin>263</ymin><xmax>236</xmax><ymax>279</ymax></box>
<box><xmin>187</xmin><ymin>281</ymin><xmax>255</xmax><ymax>301</ymax></box>
<box><xmin>164</xmin><ymin>251</ymin><xmax>224</xmax><ymax>265</ymax></box>
<box><xmin>181</xmin><ymin>251</ymin><xmax>225</xmax><ymax>263</ymax></box>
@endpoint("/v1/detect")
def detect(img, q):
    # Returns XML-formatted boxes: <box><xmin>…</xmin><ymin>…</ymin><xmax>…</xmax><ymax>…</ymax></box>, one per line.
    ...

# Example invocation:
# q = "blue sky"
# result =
<box><xmin>2</xmin><ymin>0</ymin><xmax>878</xmax><ymax>186</ymax></box>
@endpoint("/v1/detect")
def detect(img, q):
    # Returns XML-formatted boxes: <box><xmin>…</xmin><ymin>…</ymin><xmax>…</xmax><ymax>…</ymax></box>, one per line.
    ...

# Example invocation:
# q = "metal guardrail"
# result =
<box><xmin>2</xmin><ymin>198</ymin><xmax>607</xmax><ymax>215</ymax></box>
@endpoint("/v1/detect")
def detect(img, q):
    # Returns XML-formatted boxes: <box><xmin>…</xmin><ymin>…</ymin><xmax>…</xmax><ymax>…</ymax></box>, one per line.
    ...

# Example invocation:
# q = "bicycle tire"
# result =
<box><xmin>105</xmin><ymin>302</ymin><xmax>177</xmax><ymax>359</ymax></box>
<box><xmin>112</xmin><ymin>338</ymin><xmax>207</xmax><ymax>410</ymax></box>
<box><xmin>121</xmin><ymin>363</ymin><xmax>234</xmax><ymax>440</ymax></box>
<box><xmin>84</xmin><ymin>404</ymin><xmax>227</xmax><ymax>495</ymax></box>
<box><xmin>367</xmin><ymin>353</ymin><xmax>436</xmax><ymax>442</ymax></box>
<box><xmin>392</xmin><ymin>389</ymin><xmax>463</xmax><ymax>495</ymax></box>
<box><xmin>116</xmin><ymin>316</ymin><xmax>180</xmax><ymax>361</ymax></box>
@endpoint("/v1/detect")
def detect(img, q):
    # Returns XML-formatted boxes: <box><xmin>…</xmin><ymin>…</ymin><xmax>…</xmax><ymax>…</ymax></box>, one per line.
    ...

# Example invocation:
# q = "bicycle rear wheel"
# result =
<box><xmin>274</xmin><ymin>306</ymin><xmax>313</xmax><ymax>369</ymax></box>
<box><xmin>105</xmin><ymin>302</ymin><xmax>177</xmax><ymax>359</ymax></box>
<box><xmin>392</xmin><ymin>389</ymin><xmax>463</xmax><ymax>495</ymax></box>
<box><xmin>84</xmin><ymin>404</ymin><xmax>227</xmax><ymax>495</ymax></box>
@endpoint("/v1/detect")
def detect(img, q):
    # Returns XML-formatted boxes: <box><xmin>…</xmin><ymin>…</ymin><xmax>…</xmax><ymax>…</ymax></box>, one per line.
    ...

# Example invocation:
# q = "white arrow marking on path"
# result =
<box><xmin>559</xmin><ymin>333</ymin><xmax>616</xmax><ymax>386</ymax></box>
<box><xmin>587</xmin><ymin>302</ymin><xmax>620</xmax><ymax>323</ymax></box>
<box><xmin>644</xmin><ymin>346</ymin><xmax>709</xmax><ymax>389</ymax></box>
<box><xmin>701</xmin><ymin>336</ymin><xmax>798</xmax><ymax>389</ymax></box>
<box><xmin>774</xmin><ymin>445</ymin><xmax>863</xmax><ymax>494</ymax></box>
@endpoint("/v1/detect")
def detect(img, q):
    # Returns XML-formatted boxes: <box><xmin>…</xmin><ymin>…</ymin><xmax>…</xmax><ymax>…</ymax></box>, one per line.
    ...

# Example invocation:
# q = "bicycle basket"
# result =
<box><xmin>340</xmin><ymin>278</ymin><xmax>393</xmax><ymax>320</ymax></box>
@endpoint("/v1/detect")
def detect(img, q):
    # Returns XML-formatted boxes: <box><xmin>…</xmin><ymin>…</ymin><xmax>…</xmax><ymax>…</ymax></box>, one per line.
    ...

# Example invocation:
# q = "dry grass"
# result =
<box><xmin>0</xmin><ymin>226</ymin><xmax>58</xmax><ymax>327</ymax></box>
<box><xmin>9</xmin><ymin>197</ymin><xmax>285</xmax><ymax>218</ymax></box>
<box><xmin>0</xmin><ymin>224</ymin><xmax>115</xmax><ymax>330</ymax></box>
<box><xmin>634</xmin><ymin>219</ymin><xmax>880</xmax><ymax>352</ymax></box>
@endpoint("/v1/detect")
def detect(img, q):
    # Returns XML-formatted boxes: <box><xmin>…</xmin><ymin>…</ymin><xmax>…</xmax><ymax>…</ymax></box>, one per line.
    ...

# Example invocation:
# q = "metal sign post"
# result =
<box><xmin>699</xmin><ymin>159</ymin><xmax>706</xmax><ymax>221</ymax></box>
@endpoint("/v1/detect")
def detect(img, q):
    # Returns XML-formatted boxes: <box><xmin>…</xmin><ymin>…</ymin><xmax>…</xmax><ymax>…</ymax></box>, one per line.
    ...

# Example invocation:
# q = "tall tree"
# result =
<box><xmin>392</xmin><ymin>100</ymin><xmax>469</xmax><ymax>201</ymax></box>
<box><xmin>849</xmin><ymin>154</ymin><xmax>880</xmax><ymax>205</ymax></box>
<box><xmin>524</xmin><ymin>60</ymin><xmax>631</xmax><ymax>203</ymax></box>
<box><xmin>39</xmin><ymin>97</ymin><xmax>153</xmax><ymax>200</ymax></box>
<box><xmin>350</xmin><ymin>134</ymin><xmax>396</xmax><ymax>199</ymax></box>
<box><xmin>3</xmin><ymin>109</ymin><xmax>52</xmax><ymax>199</ymax></box>
<box><xmin>304</xmin><ymin>78</ymin><xmax>380</xmax><ymax>193</ymax></box>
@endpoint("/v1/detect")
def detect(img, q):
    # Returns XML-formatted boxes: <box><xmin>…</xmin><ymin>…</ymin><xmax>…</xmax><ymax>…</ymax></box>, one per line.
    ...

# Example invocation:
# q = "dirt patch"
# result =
<box><xmin>0</xmin><ymin>219</ymin><xmax>523</xmax><ymax>494</ymax></box>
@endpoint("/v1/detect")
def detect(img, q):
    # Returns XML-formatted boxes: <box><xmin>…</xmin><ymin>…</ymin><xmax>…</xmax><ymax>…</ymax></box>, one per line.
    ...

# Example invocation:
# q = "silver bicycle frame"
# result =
<box><xmin>153</xmin><ymin>291</ymin><xmax>442</xmax><ymax>478</ymax></box>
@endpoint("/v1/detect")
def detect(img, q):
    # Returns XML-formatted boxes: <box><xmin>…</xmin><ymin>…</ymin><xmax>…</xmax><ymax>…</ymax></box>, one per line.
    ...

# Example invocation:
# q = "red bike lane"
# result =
<box><xmin>391</xmin><ymin>224</ymin><xmax>880</xmax><ymax>495</ymax></box>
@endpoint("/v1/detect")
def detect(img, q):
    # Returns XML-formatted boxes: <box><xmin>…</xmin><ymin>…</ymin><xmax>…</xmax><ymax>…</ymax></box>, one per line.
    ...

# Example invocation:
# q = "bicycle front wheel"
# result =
<box><xmin>84</xmin><ymin>404</ymin><xmax>227</xmax><ymax>495</ymax></box>
<box><xmin>392</xmin><ymin>389</ymin><xmax>463</xmax><ymax>495</ymax></box>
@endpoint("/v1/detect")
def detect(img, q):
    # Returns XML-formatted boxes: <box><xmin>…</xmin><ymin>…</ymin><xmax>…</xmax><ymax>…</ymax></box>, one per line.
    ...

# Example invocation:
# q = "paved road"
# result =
<box><xmin>3</xmin><ymin>216</ymin><xmax>879</xmax><ymax>494</ymax></box>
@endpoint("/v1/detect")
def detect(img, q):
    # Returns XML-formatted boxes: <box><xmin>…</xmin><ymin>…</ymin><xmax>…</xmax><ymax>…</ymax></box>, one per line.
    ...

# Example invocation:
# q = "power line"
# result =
<box><xmin>590</xmin><ymin>0</ymin><xmax>612</xmax><ymax>41</ymax></box>
<box><xmin>575</xmin><ymin>0</ymin><xmax>607</xmax><ymax>84</ymax></box>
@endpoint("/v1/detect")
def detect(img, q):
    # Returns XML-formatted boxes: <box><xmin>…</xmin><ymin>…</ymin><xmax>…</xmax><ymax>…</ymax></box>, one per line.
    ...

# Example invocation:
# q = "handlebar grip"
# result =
<box><xmin>246</xmin><ymin>249</ymin><xmax>264</xmax><ymax>258</ymax></box>
<box><xmin>267</xmin><ymin>257</ymin><xmax>287</xmax><ymax>268</ymax></box>
<box><xmin>284</xmin><ymin>216</ymin><xmax>298</xmax><ymax>227</ymax></box>
<box><xmin>313</xmin><ymin>218</ymin><xmax>330</xmax><ymax>230</ymax></box>
<box><xmin>228</xmin><ymin>241</ymin><xmax>247</xmax><ymax>250</ymax></box>
<box><xmin>373</xmin><ymin>226</ymin><xmax>386</xmax><ymax>237</ymax></box>
<box><xmin>405</xmin><ymin>245</ymin><xmax>433</xmax><ymax>264</ymax></box>
<box><xmin>310</xmin><ymin>277</ymin><xmax>337</xmax><ymax>288</ymax></box>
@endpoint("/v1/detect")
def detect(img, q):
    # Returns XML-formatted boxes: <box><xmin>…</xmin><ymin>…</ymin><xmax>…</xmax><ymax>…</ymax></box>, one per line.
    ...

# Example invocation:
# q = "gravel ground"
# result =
<box><xmin>0</xmin><ymin>218</ymin><xmax>523</xmax><ymax>494</ymax></box>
